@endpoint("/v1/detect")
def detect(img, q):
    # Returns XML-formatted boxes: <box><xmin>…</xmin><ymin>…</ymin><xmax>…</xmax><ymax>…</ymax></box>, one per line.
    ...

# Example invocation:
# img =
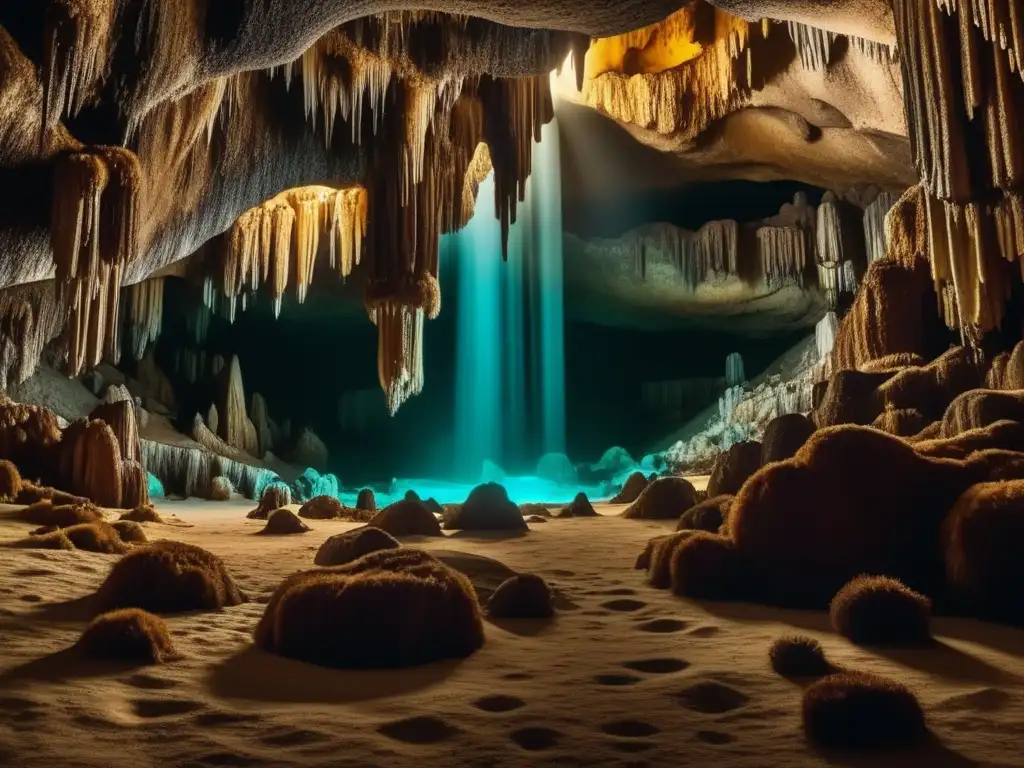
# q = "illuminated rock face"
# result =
<box><xmin>0</xmin><ymin>0</ymin><xmax>1022</xmax><ymax>417</ymax></box>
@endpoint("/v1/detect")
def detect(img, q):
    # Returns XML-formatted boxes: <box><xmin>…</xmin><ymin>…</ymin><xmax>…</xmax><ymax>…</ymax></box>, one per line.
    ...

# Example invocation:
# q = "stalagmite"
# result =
<box><xmin>215</xmin><ymin>355</ymin><xmax>259</xmax><ymax>457</ymax></box>
<box><xmin>59</xmin><ymin>419</ymin><xmax>122</xmax><ymax>508</ymax></box>
<box><xmin>250</xmin><ymin>393</ymin><xmax>272</xmax><ymax>457</ymax></box>
<box><xmin>127</xmin><ymin>278</ymin><xmax>164</xmax><ymax>361</ymax></box>
<box><xmin>90</xmin><ymin>400</ymin><xmax>141</xmax><ymax>465</ymax></box>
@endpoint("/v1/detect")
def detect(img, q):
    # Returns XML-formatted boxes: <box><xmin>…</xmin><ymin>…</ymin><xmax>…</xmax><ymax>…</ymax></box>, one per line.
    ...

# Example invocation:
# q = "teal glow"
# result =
<box><xmin>147</xmin><ymin>472</ymin><xmax>165</xmax><ymax>499</ymax></box>
<box><xmin>448</xmin><ymin>118</ymin><xmax>567</xmax><ymax>478</ymax></box>
<box><xmin>334</xmin><ymin>475</ymin><xmax>608</xmax><ymax>507</ymax></box>
<box><xmin>293</xmin><ymin>468</ymin><xmax>341</xmax><ymax>502</ymax></box>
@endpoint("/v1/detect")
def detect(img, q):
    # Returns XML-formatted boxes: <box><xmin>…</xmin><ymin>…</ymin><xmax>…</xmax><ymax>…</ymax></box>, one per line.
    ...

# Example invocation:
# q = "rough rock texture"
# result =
<box><xmin>623</xmin><ymin>477</ymin><xmax>699</xmax><ymax>521</ymax></box>
<box><xmin>314</xmin><ymin>526</ymin><xmax>401</xmax><ymax>567</ymax></box>
<box><xmin>95</xmin><ymin>540</ymin><xmax>244</xmax><ymax>614</ymax></box>
<box><xmin>706</xmin><ymin>441</ymin><xmax>762</xmax><ymax>496</ymax></box>
<box><xmin>444</xmin><ymin>483</ymin><xmax>527</xmax><ymax>532</ymax></box>
<box><xmin>368</xmin><ymin>500</ymin><xmax>443</xmax><ymax>537</ymax></box>
<box><xmin>254</xmin><ymin>548</ymin><xmax>484</xmax><ymax>669</ymax></box>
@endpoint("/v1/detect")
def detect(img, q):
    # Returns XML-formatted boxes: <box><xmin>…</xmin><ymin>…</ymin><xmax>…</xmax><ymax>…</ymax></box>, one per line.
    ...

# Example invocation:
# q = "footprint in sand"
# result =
<box><xmin>0</xmin><ymin>697</ymin><xmax>44</xmax><ymax>723</ymax></box>
<box><xmin>622</xmin><ymin>658</ymin><xmax>690</xmax><ymax>675</ymax></box>
<box><xmin>547</xmin><ymin>570</ymin><xmax>576</xmax><ymax>578</ymax></box>
<box><xmin>502</xmin><ymin>672</ymin><xmax>534</xmax><ymax>681</ymax></box>
<box><xmin>260</xmin><ymin>728</ymin><xmax>327</xmax><ymax>747</ymax></box>
<box><xmin>636</xmin><ymin>618</ymin><xmax>688</xmax><ymax>634</ymax></box>
<box><xmin>195</xmin><ymin>711</ymin><xmax>262</xmax><ymax>728</ymax></box>
<box><xmin>132</xmin><ymin>698</ymin><xmax>204</xmax><ymax>718</ymax></box>
<box><xmin>124</xmin><ymin>674</ymin><xmax>178</xmax><ymax>691</ymax></box>
<box><xmin>378</xmin><ymin>716</ymin><xmax>460</xmax><ymax>745</ymax></box>
<box><xmin>601</xmin><ymin>599</ymin><xmax>647</xmax><ymax>612</ymax></box>
<box><xmin>673</xmin><ymin>682</ymin><xmax>750</xmax><ymax>714</ymax></box>
<box><xmin>697</xmin><ymin>730</ymin><xmax>736</xmax><ymax>745</ymax></box>
<box><xmin>19</xmin><ymin>595</ymin><xmax>42</xmax><ymax>603</ymax></box>
<box><xmin>688</xmin><ymin>626</ymin><xmax>721</xmax><ymax>638</ymax></box>
<box><xmin>11</xmin><ymin>568</ymin><xmax>57</xmax><ymax>578</ymax></box>
<box><xmin>594</xmin><ymin>673</ymin><xmax>643</xmax><ymax>687</ymax></box>
<box><xmin>609</xmin><ymin>740</ymin><xmax>655</xmax><ymax>753</ymax></box>
<box><xmin>510</xmin><ymin>726</ymin><xmax>562</xmax><ymax>751</ymax></box>
<box><xmin>601</xmin><ymin>720</ymin><xmax>660</xmax><ymax>738</ymax></box>
<box><xmin>473</xmin><ymin>694</ymin><xmax>526</xmax><ymax>713</ymax></box>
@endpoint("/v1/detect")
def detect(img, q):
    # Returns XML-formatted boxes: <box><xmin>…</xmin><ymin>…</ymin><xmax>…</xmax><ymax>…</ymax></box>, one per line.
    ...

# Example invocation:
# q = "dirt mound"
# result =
<box><xmin>298</xmin><ymin>495</ymin><xmax>344</xmax><ymax>520</ymax></box>
<box><xmin>444</xmin><ymin>483</ymin><xmax>526</xmax><ymax>532</ymax></box>
<box><xmin>95</xmin><ymin>540</ymin><xmax>245</xmax><ymax>614</ymax></box>
<box><xmin>314</xmin><ymin>527</ymin><xmax>401</xmax><ymax>567</ymax></box>
<box><xmin>259</xmin><ymin>508</ymin><xmax>311</xmax><ymax>535</ymax></box>
<box><xmin>707</xmin><ymin>441</ymin><xmax>762</xmax><ymax>496</ymax></box>
<box><xmin>830</xmin><ymin>575</ymin><xmax>931</xmax><ymax>645</ymax></box>
<box><xmin>676</xmin><ymin>494</ymin><xmax>732</xmax><ymax>533</ymax></box>
<box><xmin>77</xmin><ymin>608</ymin><xmax>178</xmax><ymax>664</ymax></box>
<box><xmin>802</xmin><ymin>671</ymin><xmax>927</xmax><ymax>749</ymax></box>
<box><xmin>255</xmin><ymin>548</ymin><xmax>484</xmax><ymax>668</ymax></box>
<box><xmin>623</xmin><ymin>477</ymin><xmax>699</xmax><ymax>521</ymax></box>
<box><xmin>609</xmin><ymin>472</ymin><xmax>648</xmax><ymax>504</ymax></box>
<box><xmin>369</xmin><ymin>499</ymin><xmax>443</xmax><ymax>537</ymax></box>
<box><xmin>487</xmin><ymin>574</ymin><xmax>554</xmax><ymax>619</ymax></box>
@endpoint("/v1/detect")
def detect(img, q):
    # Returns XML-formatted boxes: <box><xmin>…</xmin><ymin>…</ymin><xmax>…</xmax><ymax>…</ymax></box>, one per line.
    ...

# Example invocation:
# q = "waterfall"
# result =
<box><xmin>448</xmin><ymin>119</ymin><xmax>566</xmax><ymax>479</ymax></box>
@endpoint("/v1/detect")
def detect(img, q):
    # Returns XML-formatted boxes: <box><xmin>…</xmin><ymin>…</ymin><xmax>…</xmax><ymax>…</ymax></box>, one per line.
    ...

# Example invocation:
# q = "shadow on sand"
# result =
<box><xmin>207</xmin><ymin>645</ymin><xmax>464</xmax><ymax>704</ymax></box>
<box><xmin>812</xmin><ymin>732</ymin><xmax>992</xmax><ymax>768</ymax></box>
<box><xmin>0</xmin><ymin>648</ymin><xmax>146</xmax><ymax>688</ymax></box>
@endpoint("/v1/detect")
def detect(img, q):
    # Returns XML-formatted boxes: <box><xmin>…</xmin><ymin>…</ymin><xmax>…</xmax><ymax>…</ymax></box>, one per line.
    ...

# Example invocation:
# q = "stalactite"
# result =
<box><xmin>0</xmin><ymin>284</ymin><xmax>64</xmax><ymax>392</ymax></box>
<box><xmin>51</xmin><ymin>146</ymin><xmax>141</xmax><ymax>375</ymax></box>
<box><xmin>42</xmin><ymin>0</ymin><xmax>115</xmax><ymax>137</ymax></box>
<box><xmin>218</xmin><ymin>186</ymin><xmax>366</xmax><ymax>315</ymax></box>
<box><xmin>863</xmin><ymin>191</ymin><xmax>903</xmax><ymax>265</ymax></box>
<box><xmin>891</xmin><ymin>0</ymin><xmax>1024</xmax><ymax>333</ymax></box>
<box><xmin>725</xmin><ymin>352</ymin><xmax>746</xmax><ymax>388</ymax></box>
<box><xmin>127</xmin><ymin>278</ymin><xmax>164</xmax><ymax>361</ymax></box>
<box><xmin>786</xmin><ymin>21</ymin><xmax>837</xmax><ymax>71</ymax></box>
<box><xmin>582</xmin><ymin>14</ymin><xmax>769</xmax><ymax>142</ymax></box>
<box><xmin>757</xmin><ymin>227</ymin><xmax>809</xmax><ymax>289</ymax></box>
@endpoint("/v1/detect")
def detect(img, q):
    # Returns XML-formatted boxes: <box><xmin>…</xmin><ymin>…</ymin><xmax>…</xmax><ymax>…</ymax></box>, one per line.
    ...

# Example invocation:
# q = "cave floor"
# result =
<box><xmin>1</xmin><ymin>499</ymin><xmax>1023</xmax><ymax>768</ymax></box>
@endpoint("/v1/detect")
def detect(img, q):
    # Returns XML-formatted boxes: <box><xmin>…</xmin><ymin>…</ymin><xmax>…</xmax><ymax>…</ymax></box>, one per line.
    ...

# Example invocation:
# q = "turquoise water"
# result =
<box><xmin>448</xmin><ymin>119</ymin><xmax>567</xmax><ymax>479</ymax></box>
<box><xmin>337</xmin><ymin>475</ymin><xmax>608</xmax><ymax>507</ymax></box>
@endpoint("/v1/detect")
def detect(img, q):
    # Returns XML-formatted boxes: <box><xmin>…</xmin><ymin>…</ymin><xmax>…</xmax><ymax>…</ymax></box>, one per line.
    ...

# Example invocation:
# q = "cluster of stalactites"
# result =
<box><xmin>784</xmin><ymin>21</ymin><xmax>898</xmax><ymax>71</ymax></box>
<box><xmin>0</xmin><ymin>285</ymin><xmax>62</xmax><ymax>392</ymax></box>
<box><xmin>814</xmin><ymin>192</ymin><xmax>870</xmax><ymax>309</ymax></box>
<box><xmin>276</xmin><ymin>32</ymin><xmax>394</xmax><ymax>147</ymax></box>
<box><xmin>725</xmin><ymin>351</ymin><xmax>745</xmax><ymax>387</ymax></box>
<box><xmin>863</xmin><ymin>191</ymin><xmax>903</xmax><ymax>265</ymax></box>
<box><xmin>582</xmin><ymin>13</ymin><xmax>768</xmax><ymax>140</ymax></box>
<box><xmin>220</xmin><ymin>186</ymin><xmax>367</xmax><ymax>320</ymax></box>
<box><xmin>127</xmin><ymin>277</ymin><xmax>164</xmax><ymax>361</ymax></box>
<box><xmin>757</xmin><ymin>226</ymin><xmax>810</xmax><ymax>289</ymax></box>
<box><xmin>891</xmin><ymin>0</ymin><xmax>1024</xmax><ymax>334</ymax></box>
<box><xmin>51</xmin><ymin>146</ymin><xmax>142</xmax><ymax>375</ymax></box>
<box><xmin>41</xmin><ymin>0</ymin><xmax>115</xmax><ymax>140</ymax></box>
<box><xmin>370</xmin><ymin>303</ymin><xmax>425</xmax><ymax>416</ymax></box>
<box><xmin>629</xmin><ymin>220</ymin><xmax>739</xmax><ymax>289</ymax></box>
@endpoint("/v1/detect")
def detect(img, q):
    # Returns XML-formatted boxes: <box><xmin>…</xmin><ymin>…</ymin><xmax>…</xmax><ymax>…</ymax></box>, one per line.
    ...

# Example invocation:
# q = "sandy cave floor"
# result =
<box><xmin>1</xmin><ymin>497</ymin><xmax>1024</xmax><ymax>768</ymax></box>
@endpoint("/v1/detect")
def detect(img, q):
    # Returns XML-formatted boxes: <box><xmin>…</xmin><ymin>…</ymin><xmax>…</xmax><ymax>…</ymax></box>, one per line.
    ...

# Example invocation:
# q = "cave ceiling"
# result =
<box><xmin>0</xmin><ymin>0</ymin><xmax>1022</xmax><ymax>412</ymax></box>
